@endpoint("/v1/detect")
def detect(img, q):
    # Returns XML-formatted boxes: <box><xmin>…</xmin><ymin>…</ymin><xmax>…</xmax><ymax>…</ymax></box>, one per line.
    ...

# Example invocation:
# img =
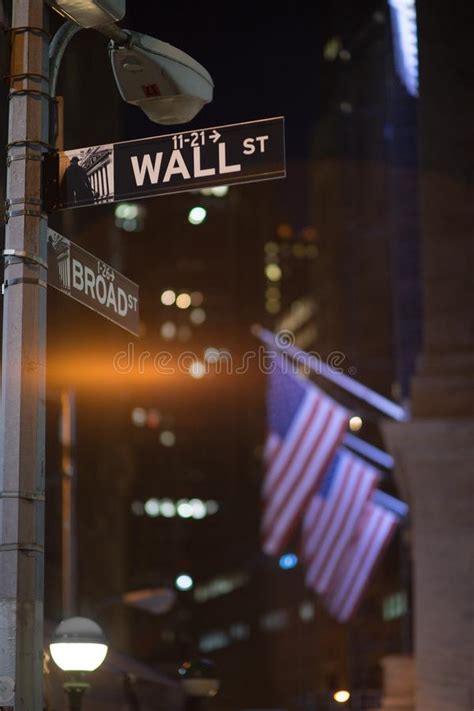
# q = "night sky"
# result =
<box><xmin>121</xmin><ymin>3</ymin><xmax>324</xmax><ymax>161</ymax></box>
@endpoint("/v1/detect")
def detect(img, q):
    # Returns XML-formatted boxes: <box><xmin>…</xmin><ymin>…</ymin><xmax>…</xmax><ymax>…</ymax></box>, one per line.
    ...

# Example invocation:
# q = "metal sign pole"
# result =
<box><xmin>0</xmin><ymin>0</ymin><xmax>49</xmax><ymax>708</ymax></box>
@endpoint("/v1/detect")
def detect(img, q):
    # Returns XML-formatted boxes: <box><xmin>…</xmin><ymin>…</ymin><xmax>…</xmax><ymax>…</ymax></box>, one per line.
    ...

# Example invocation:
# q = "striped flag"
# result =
<box><xmin>302</xmin><ymin>449</ymin><xmax>380</xmax><ymax>595</ymax></box>
<box><xmin>262</xmin><ymin>356</ymin><xmax>348</xmax><ymax>556</ymax></box>
<box><xmin>323</xmin><ymin>498</ymin><xmax>399</xmax><ymax>622</ymax></box>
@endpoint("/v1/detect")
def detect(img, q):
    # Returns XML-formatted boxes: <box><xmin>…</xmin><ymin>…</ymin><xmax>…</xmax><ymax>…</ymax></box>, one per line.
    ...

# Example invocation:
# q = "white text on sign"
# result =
<box><xmin>130</xmin><ymin>135</ymin><xmax>270</xmax><ymax>188</ymax></box>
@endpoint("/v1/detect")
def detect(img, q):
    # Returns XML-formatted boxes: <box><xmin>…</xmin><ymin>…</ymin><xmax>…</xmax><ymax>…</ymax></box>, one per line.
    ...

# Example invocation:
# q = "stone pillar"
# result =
<box><xmin>382</xmin><ymin>2</ymin><xmax>474</xmax><ymax>710</ymax></box>
<box><xmin>380</xmin><ymin>655</ymin><xmax>415</xmax><ymax>711</ymax></box>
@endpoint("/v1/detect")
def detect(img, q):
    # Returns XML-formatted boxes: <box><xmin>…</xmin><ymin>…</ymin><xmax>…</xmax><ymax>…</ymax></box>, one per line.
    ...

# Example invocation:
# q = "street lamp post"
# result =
<box><xmin>0</xmin><ymin>1</ymin><xmax>49</xmax><ymax>708</ymax></box>
<box><xmin>49</xmin><ymin>616</ymin><xmax>108</xmax><ymax>711</ymax></box>
<box><xmin>0</xmin><ymin>2</ymin><xmax>213</xmax><ymax>707</ymax></box>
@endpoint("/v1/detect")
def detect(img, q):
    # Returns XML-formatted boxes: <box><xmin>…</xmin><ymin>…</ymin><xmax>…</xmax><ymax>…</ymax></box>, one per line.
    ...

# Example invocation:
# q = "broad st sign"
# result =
<box><xmin>47</xmin><ymin>228</ymin><xmax>140</xmax><ymax>335</ymax></box>
<box><xmin>44</xmin><ymin>117</ymin><xmax>285</xmax><ymax>210</ymax></box>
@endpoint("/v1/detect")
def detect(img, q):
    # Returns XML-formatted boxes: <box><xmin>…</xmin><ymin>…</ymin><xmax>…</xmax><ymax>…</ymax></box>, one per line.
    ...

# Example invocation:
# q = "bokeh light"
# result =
<box><xmin>334</xmin><ymin>690</ymin><xmax>351</xmax><ymax>704</ymax></box>
<box><xmin>349</xmin><ymin>416</ymin><xmax>363</xmax><ymax>432</ymax></box>
<box><xmin>265</xmin><ymin>263</ymin><xmax>282</xmax><ymax>282</ymax></box>
<box><xmin>131</xmin><ymin>407</ymin><xmax>147</xmax><ymax>427</ymax></box>
<box><xmin>188</xmin><ymin>206</ymin><xmax>207</xmax><ymax>225</ymax></box>
<box><xmin>160</xmin><ymin>430</ymin><xmax>176</xmax><ymax>447</ymax></box>
<box><xmin>175</xmin><ymin>574</ymin><xmax>194</xmax><ymax>591</ymax></box>
<box><xmin>144</xmin><ymin>498</ymin><xmax>160</xmax><ymax>517</ymax></box>
<box><xmin>161</xmin><ymin>289</ymin><xmax>176</xmax><ymax>306</ymax></box>
<box><xmin>176</xmin><ymin>293</ymin><xmax>192</xmax><ymax>309</ymax></box>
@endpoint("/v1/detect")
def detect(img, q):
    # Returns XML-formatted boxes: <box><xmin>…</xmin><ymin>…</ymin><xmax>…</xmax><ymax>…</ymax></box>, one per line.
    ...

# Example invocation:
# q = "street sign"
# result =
<box><xmin>47</xmin><ymin>228</ymin><xmax>140</xmax><ymax>335</ymax></box>
<box><xmin>44</xmin><ymin>116</ymin><xmax>285</xmax><ymax>211</ymax></box>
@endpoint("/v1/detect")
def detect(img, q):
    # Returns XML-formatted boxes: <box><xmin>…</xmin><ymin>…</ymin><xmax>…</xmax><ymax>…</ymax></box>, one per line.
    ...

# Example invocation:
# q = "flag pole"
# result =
<box><xmin>343</xmin><ymin>433</ymin><xmax>394</xmax><ymax>470</ymax></box>
<box><xmin>252</xmin><ymin>325</ymin><xmax>408</xmax><ymax>422</ymax></box>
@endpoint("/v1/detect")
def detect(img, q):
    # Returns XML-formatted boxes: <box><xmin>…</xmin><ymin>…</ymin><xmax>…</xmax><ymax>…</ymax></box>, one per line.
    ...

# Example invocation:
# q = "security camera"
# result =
<box><xmin>47</xmin><ymin>0</ymin><xmax>125</xmax><ymax>28</ymax></box>
<box><xmin>109</xmin><ymin>32</ymin><xmax>214</xmax><ymax>125</ymax></box>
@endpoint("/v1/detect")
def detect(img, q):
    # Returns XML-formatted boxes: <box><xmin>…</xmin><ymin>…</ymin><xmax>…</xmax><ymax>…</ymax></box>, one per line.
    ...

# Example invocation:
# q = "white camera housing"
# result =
<box><xmin>110</xmin><ymin>32</ymin><xmax>214</xmax><ymax>125</ymax></box>
<box><xmin>48</xmin><ymin>0</ymin><xmax>125</xmax><ymax>28</ymax></box>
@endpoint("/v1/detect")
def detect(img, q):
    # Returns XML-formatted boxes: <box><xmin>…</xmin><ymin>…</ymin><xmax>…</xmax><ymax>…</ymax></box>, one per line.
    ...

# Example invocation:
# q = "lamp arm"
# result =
<box><xmin>49</xmin><ymin>20</ymin><xmax>129</xmax><ymax>98</ymax></box>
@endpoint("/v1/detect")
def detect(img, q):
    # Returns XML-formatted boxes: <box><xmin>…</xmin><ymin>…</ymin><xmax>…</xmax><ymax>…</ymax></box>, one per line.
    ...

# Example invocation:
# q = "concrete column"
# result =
<box><xmin>383</xmin><ymin>422</ymin><xmax>473</xmax><ymax>711</ymax></box>
<box><xmin>380</xmin><ymin>654</ymin><xmax>415</xmax><ymax>711</ymax></box>
<box><xmin>382</xmin><ymin>2</ymin><xmax>474</xmax><ymax>710</ymax></box>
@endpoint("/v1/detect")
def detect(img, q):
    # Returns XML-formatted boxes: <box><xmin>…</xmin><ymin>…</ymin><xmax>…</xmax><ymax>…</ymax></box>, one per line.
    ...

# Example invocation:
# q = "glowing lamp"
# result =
<box><xmin>334</xmin><ymin>689</ymin><xmax>351</xmax><ymax>703</ymax></box>
<box><xmin>50</xmin><ymin>617</ymin><xmax>108</xmax><ymax>672</ymax></box>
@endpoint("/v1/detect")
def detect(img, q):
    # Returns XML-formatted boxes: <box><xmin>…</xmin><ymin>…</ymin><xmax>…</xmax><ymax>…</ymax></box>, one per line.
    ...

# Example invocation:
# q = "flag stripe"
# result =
<box><xmin>263</xmin><ymin>407</ymin><xmax>347</xmax><ymax>555</ymax></box>
<box><xmin>263</xmin><ymin>390</ymin><xmax>321</xmax><ymax>499</ymax></box>
<box><xmin>302</xmin><ymin>451</ymin><xmax>379</xmax><ymax>594</ymax></box>
<box><xmin>323</xmin><ymin>501</ymin><xmax>398</xmax><ymax>621</ymax></box>
<box><xmin>261</xmin><ymin>358</ymin><xmax>348</xmax><ymax>557</ymax></box>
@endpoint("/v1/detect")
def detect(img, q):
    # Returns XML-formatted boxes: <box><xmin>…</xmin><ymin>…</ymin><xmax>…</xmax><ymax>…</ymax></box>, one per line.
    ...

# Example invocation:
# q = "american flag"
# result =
<box><xmin>323</xmin><ymin>498</ymin><xmax>399</xmax><ymax>622</ymax></box>
<box><xmin>262</xmin><ymin>356</ymin><xmax>348</xmax><ymax>556</ymax></box>
<box><xmin>302</xmin><ymin>449</ymin><xmax>380</xmax><ymax>595</ymax></box>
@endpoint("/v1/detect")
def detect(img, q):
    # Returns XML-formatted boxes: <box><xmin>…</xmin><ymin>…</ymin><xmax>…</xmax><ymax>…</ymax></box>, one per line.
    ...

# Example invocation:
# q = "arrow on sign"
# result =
<box><xmin>209</xmin><ymin>129</ymin><xmax>221</xmax><ymax>143</ymax></box>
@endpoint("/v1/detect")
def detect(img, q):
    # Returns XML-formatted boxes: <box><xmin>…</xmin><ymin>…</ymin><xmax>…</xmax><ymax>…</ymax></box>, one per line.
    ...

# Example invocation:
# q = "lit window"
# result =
<box><xmin>177</xmin><ymin>500</ymin><xmax>194</xmax><ymax>518</ymax></box>
<box><xmin>190</xmin><ymin>308</ymin><xmax>206</xmax><ymax>325</ymax></box>
<box><xmin>176</xmin><ymin>293</ymin><xmax>192</xmax><ymax>309</ymax></box>
<box><xmin>212</xmin><ymin>185</ymin><xmax>229</xmax><ymax>197</ymax></box>
<box><xmin>161</xmin><ymin>321</ymin><xmax>176</xmax><ymax>340</ymax></box>
<box><xmin>292</xmin><ymin>243</ymin><xmax>306</xmax><ymax>258</ymax></box>
<box><xmin>349</xmin><ymin>416</ymin><xmax>363</xmax><ymax>432</ymax></box>
<box><xmin>265</xmin><ymin>286</ymin><xmax>280</xmax><ymax>299</ymax></box>
<box><xmin>144</xmin><ymin>498</ymin><xmax>160</xmax><ymax>517</ymax></box>
<box><xmin>229</xmin><ymin>623</ymin><xmax>250</xmax><ymax>641</ymax></box>
<box><xmin>189</xmin><ymin>361</ymin><xmax>206</xmax><ymax>379</ymax></box>
<box><xmin>264</xmin><ymin>241</ymin><xmax>279</xmax><ymax>255</ymax></box>
<box><xmin>265</xmin><ymin>299</ymin><xmax>281</xmax><ymax>314</ymax></box>
<box><xmin>189</xmin><ymin>498</ymin><xmax>206</xmax><ymax>519</ymax></box>
<box><xmin>193</xmin><ymin>571</ymin><xmax>249</xmax><ymax>603</ymax></box>
<box><xmin>175</xmin><ymin>574</ymin><xmax>193</xmax><ymax>591</ymax></box>
<box><xmin>131</xmin><ymin>500</ymin><xmax>144</xmax><ymax>516</ymax></box>
<box><xmin>115</xmin><ymin>203</ymin><xmax>145</xmax><ymax>231</ymax></box>
<box><xmin>260</xmin><ymin>609</ymin><xmax>289</xmax><ymax>631</ymax></box>
<box><xmin>161</xmin><ymin>290</ymin><xmax>176</xmax><ymax>306</ymax></box>
<box><xmin>160</xmin><ymin>430</ymin><xmax>176</xmax><ymax>447</ymax></box>
<box><xmin>265</xmin><ymin>263</ymin><xmax>282</xmax><ymax>282</ymax></box>
<box><xmin>199</xmin><ymin>630</ymin><xmax>230</xmax><ymax>652</ymax></box>
<box><xmin>299</xmin><ymin>601</ymin><xmax>315</xmax><ymax>622</ymax></box>
<box><xmin>190</xmin><ymin>291</ymin><xmax>204</xmax><ymax>306</ymax></box>
<box><xmin>115</xmin><ymin>203</ymin><xmax>139</xmax><ymax>220</ymax></box>
<box><xmin>383</xmin><ymin>591</ymin><xmax>408</xmax><ymax>621</ymax></box>
<box><xmin>276</xmin><ymin>223</ymin><xmax>293</xmax><ymax>239</ymax></box>
<box><xmin>159</xmin><ymin>499</ymin><xmax>176</xmax><ymax>518</ymax></box>
<box><xmin>131</xmin><ymin>407</ymin><xmax>147</xmax><ymax>427</ymax></box>
<box><xmin>279</xmin><ymin>553</ymin><xmax>298</xmax><ymax>570</ymax></box>
<box><xmin>188</xmin><ymin>206</ymin><xmax>207</xmax><ymax>225</ymax></box>
<box><xmin>323</xmin><ymin>36</ymin><xmax>342</xmax><ymax>61</ymax></box>
<box><xmin>340</xmin><ymin>101</ymin><xmax>353</xmax><ymax>114</ymax></box>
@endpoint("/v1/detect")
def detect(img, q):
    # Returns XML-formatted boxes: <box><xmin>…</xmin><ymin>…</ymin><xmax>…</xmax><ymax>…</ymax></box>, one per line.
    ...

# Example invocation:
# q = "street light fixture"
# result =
<box><xmin>0</xmin><ymin>1</ymin><xmax>212</xmax><ymax>706</ymax></box>
<box><xmin>47</xmin><ymin>0</ymin><xmax>125</xmax><ymax>27</ymax></box>
<box><xmin>50</xmin><ymin>617</ymin><xmax>108</xmax><ymax>710</ymax></box>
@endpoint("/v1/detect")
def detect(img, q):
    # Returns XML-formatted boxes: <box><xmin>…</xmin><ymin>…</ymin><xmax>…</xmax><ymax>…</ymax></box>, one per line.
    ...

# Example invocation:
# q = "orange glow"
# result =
<box><xmin>276</xmin><ymin>223</ymin><xmax>293</xmax><ymax>239</ymax></box>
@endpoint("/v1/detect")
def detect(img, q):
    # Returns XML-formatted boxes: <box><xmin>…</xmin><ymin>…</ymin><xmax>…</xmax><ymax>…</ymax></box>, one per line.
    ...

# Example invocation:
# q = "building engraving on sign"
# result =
<box><xmin>47</xmin><ymin>228</ymin><xmax>140</xmax><ymax>336</ymax></box>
